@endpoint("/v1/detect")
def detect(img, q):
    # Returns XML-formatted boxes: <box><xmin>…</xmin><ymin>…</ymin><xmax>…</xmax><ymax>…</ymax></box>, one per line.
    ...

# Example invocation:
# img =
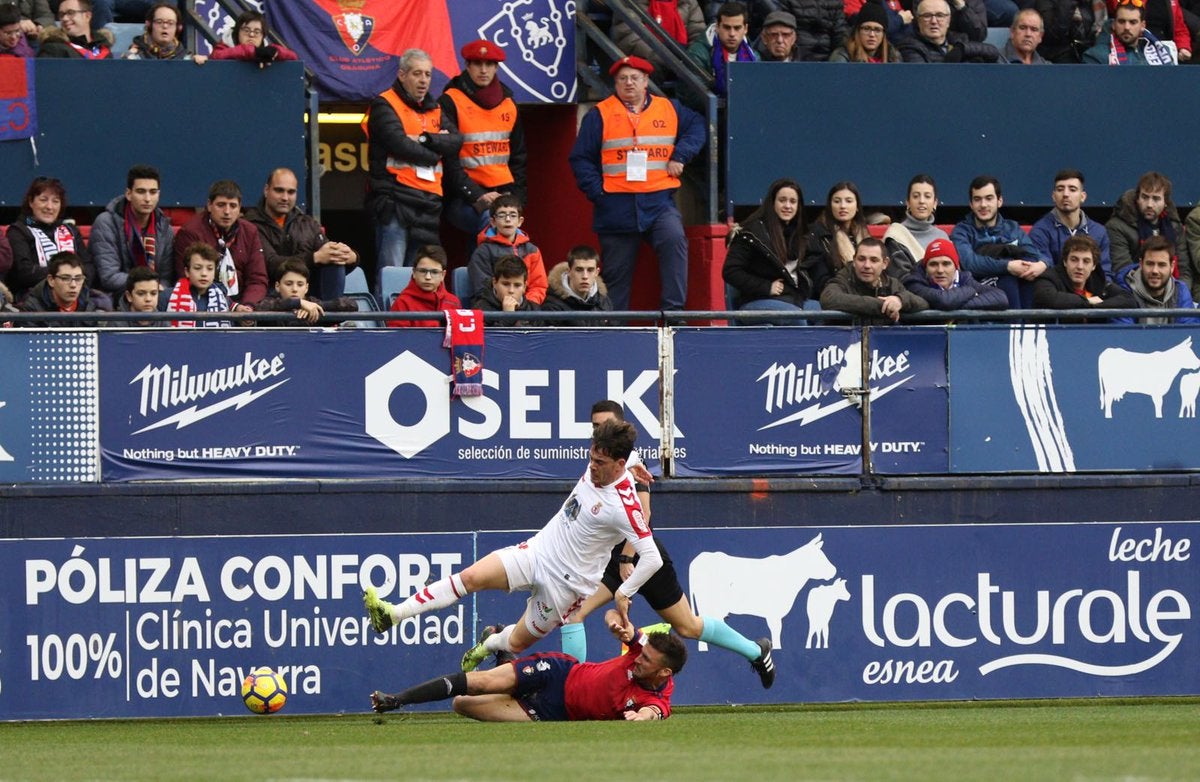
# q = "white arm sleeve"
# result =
<box><xmin>616</xmin><ymin>535</ymin><xmax>662</xmax><ymax>598</ymax></box>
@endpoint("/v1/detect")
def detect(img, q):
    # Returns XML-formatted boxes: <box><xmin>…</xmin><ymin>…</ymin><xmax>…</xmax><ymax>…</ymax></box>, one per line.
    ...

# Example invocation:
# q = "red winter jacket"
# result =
<box><xmin>386</xmin><ymin>277</ymin><xmax>461</xmax><ymax>327</ymax></box>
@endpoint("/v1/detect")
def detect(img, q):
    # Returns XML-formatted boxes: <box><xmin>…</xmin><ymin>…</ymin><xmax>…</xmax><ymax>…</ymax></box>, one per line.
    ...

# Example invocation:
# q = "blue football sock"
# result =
<box><xmin>699</xmin><ymin>616</ymin><xmax>761</xmax><ymax>661</ymax></box>
<box><xmin>560</xmin><ymin>623</ymin><xmax>588</xmax><ymax>662</ymax></box>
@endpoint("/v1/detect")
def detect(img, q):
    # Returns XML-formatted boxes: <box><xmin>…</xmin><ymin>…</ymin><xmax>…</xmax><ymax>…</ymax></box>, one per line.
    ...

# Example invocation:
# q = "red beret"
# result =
<box><xmin>922</xmin><ymin>238</ymin><xmax>960</xmax><ymax>268</ymax></box>
<box><xmin>609</xmin><ymin>55</ymin><xmax>654</xmax><ymax>76</ymax></box>
<box><xmin>461</xmin><ymin>39</ymin><xmax>505</xmax><ymax>63</ymax></box>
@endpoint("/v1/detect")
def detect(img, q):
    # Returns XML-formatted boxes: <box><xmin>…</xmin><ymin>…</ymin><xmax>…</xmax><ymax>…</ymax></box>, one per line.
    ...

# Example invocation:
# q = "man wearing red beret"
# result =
<box><xmin>568</xmin><ymin>56</ymin><xmax>705</xmax><ymax>311</ymax></box>
<box><xmin>439</xmin><ymin>39</ymin><xmax>527</xmax><ymax>238</ymax></box>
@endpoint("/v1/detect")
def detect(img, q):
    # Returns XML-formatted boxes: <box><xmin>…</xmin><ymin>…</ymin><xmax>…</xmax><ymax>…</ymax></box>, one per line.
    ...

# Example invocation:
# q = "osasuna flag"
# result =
<box><xmin>267</xmin><ymin>0</ymin><xmax>576</xmax><ymax>104</ymax></box>
<box><xmin>270</xmin><ymin>0</ymin><xmax>457</xmax><ymax>102</ymax></box>
<box><xmin>0</xmin><ymin>57</ymin><xmax>37</xmax><ymax>141</ymax></box>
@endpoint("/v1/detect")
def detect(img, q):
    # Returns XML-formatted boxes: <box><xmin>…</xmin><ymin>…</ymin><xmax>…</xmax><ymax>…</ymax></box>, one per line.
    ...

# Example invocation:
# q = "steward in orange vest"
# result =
<box><xmin>439</xmin><ymin>39</ymin><xmax>527</xmax><ymax>236</ymax></box>
<box><xmin>567</xmin><ymin>56</ymin><xmax>705</xmax><ymax>311</ymax></box>
<box><xmin>364</xmin><ymin>52</ymin><xmax>462</xmax><ymax>252</ymax></box>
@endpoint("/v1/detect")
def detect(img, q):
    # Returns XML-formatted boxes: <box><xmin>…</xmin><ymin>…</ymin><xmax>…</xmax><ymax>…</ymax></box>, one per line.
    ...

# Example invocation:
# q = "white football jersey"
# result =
<box><xmin>528</xmin><ymin>466</ymin><xmax>650</xmax><ymax>595</ymax></box>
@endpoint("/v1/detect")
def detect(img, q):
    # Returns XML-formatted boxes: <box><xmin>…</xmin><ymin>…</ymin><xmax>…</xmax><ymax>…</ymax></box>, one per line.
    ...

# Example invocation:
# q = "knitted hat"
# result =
<box><xmin>855</xmin><ymin>2</ymin><xmax>890</xmax><ymax>30</ymax></box>
<box><xmin>0</xmin><ymin>4</ymin><xmax>20</xmax><ymax>26</ymax></box>
<box><xmin>922</xmin><ymin>238</ymin><xmax>960</xmax><ymax>268</ymax></box>
<box><xmin>461</xmin><ymin>39</ymin><xmax>506</xmax><ymax>63</ymax></box>
<box><xmin>610</xmin><ymin>55</ymin><xmax>654</xmax><ymax>76</ymax></box>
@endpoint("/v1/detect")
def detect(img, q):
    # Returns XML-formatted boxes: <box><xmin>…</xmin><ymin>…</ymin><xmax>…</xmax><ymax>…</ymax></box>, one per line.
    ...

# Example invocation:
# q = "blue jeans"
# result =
<box><xmin>374</xmin><ymin>216</ymin><xmax>413</xmax><ymax>295</ymax></box>
<box><xmin>738</xmin><ymin>297</ymin><xmax>819</xmax><ymax>326</ymax></box>
<box><xmin>996</xmin><ymin>274</ymin><xmax>1035</xmax><ymax>309</ymax></box>
<box><xmin>312</xmin><ymin>264</ymin><xmax>347</xmax><ymax>300</ymax></box>
<box><xmin>983</xmin><ymin>0</ymin><xmax>1018</xmax><ymax>26</ymax></box>
<box><xmin>598</xmin><ymin>208</ymin><xmax>688</xmax><ymax>310</ymax></box>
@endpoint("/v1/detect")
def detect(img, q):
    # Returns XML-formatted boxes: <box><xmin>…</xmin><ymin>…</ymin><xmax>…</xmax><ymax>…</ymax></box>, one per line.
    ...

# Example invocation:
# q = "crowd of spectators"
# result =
<box><xmin>722</xmin><ymin>169</ymin><xmax>1199</xmax><ymax>324</ymax></box>
<box><xmin>4</xmin><ymin>1</ymin><xmax>1199</xmax><ymax>328</ymax></box>
<box><xmin>612</xmin><ymin>0</ymin><xmax>1197</xmax><ymax>66</ymax></box>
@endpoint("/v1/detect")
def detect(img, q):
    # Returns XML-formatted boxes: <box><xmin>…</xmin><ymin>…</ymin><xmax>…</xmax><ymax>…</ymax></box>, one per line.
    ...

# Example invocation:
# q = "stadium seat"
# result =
<box><xmin>344</xmin><ymin>267</ymin><xmax>368</xmax><ymax>294</ymax></box>
<box><xmin>108</xmin><ymin>23</ymin><xmax>142</xmax><ymax>57</ymax></box>
<box><xmin>452</xmin><ymin>266</ymin><xmax>471</xmax><ymax>303</ymax></box>
<box><xmin>380</xmin><ymin>266</ymin><xmax>412</xmax><ymax>308</ymax></box>
<box><xmin>343</xmin><ymin>292</ymin><xmax>383</xmax><ymax>328</ymax></box>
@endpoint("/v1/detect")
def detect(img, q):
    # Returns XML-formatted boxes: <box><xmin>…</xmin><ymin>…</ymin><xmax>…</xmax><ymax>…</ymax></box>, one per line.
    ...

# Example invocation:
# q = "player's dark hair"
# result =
<box><xmin>126</xmin><ymin>164</ymin><xmax>160</xmax><ymax>190</ymax></box>
<box><xmin>592</xmin><ymin>419</ymin><xmax>636</xmax><ymax>462</ymax></box>
<box><xmin>647</xmin><ymin>632</ymin><xmax>687</xmax><ymax>674</ymax></box>
<box><xmin>590</xmin><ymin>400</ymin><xmax>624</xmax><ymax>420</ymax></box>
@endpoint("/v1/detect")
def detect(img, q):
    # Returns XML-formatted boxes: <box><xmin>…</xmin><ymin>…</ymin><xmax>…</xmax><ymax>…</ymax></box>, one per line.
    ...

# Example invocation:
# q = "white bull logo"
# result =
<box><xmin>1098</xmin><ymin>337</ymin><xmax>1200</xmax><ymax>418</ymax></box>
<box><xmin>688</xmin><ymin>533</ymin><xmax>837</xmax><ymax>650</ymax></box>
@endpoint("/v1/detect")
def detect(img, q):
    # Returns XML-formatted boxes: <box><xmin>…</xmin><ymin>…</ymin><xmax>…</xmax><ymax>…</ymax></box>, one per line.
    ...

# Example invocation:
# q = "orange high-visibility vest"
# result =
<box><xmin>444</xmin><ymin>88</ymin><xmax>517</xmax><ymax>188</ymax></box>
<box><xmin>597</xmin><ymin>94</ymin><xmax>679</xmax><ymax>194</ymax></box>
<box><xmin>363</xmin><ymin>89</ymin><xmax>444</xmax><ymax>196</ymax></box>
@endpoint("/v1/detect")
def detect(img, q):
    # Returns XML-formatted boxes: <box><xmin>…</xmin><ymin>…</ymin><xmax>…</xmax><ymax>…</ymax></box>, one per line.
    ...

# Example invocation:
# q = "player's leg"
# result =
<box><xmin>645</xmin><ymin>556</ymin><xmax>776</xmax><ymax>689</ymax></box>
<box><xmin>453</xmin><ymin>693</ymin><xmax>531</xmax><ymax>722</ymax></box>
<box><xmin>559</xmin><ymin>583</ymin><xmax>614</xmax><ymax>662</ymax></box>
<box><xmin>364</xmin><ymin>550</ymin><xmax>512</xmax><ymax>633</ymax></box>
<box><xmin>461</xmin><ymin>604</ymin><xmax>543</xmax><ymax>671</ymax></box>
<box><xmin>370</xmin><ymin>663</ymin><xmax>517</xmax><ymax>713</ymax></box>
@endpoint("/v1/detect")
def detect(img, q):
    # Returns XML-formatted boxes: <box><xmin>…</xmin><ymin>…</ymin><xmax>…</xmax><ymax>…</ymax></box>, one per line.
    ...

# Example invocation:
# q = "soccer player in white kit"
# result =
<box><xmin>363</xmin><ymin>419</ymin><xmax>662</xmax><ymax>669</ymax></box>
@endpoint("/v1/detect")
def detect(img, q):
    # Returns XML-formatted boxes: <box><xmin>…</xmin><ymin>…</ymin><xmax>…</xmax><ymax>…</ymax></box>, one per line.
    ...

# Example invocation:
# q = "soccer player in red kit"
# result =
<box><xmin>370</xmin><ymin>611</ymin><xmax>686</xmax><ymax>721</ymax></box>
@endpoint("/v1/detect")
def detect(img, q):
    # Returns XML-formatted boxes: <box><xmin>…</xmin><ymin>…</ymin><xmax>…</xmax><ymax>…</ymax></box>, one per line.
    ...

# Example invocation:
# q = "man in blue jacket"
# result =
<box><xmin>1029</xmin><ymin>169</ymin><xmax>1112</xmax><ymax>280</ymax></box>
<box><xmin>1118</xmin><ymin>236</ymin><xmax>1200</xmax><ymax>324</ymax></box>
<box><xmin>568</xmin><ymin>56</ymin><xmax>705</xmax><ymax>311</ymax></box>
<box><xmin>951</xmin><ymin>175</ymin><xmax>1049</xmax><ymax>308</ymax></box>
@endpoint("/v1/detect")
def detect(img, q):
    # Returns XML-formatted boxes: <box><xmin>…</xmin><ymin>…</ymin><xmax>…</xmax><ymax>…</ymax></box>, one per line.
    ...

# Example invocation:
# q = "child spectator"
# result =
<box><xmin>166</xmin><ymin>243</ymin><xmax>231</xmax><ymax>328</ymax></box>
<box><xmin>466</xmin><ymin>194</ymin><xmax>547</xmax><ymax>305</ymax></box>
<box><xmin>209</xmin><ymin>10</ymin><xmax>297</xmax><ymax>65</ymax></box>
<box><xmin>256</xmin><ymin>257</ymin><xmax>356</xmax><ymax>326</ymax></box>
<box><xmin>17</xmin><ymin>250</ymin><xmax>111</xmax><ymax>326</ymax></box>
<box><xmin>542</xmin><ymin>245</ymin><xmax>614</xmax><ymax>325</ymax></box>
<box><xmin>473</xmin><ymin>253</ymin><xmax>541</xmax><ymax>326</ymax></box>
<box><xmin>119</xmin><ymin>264</ymin><xmax>160</xmax><ymax>326</ymax></box>
<box><xmin>386</xmin><ymin>244</ymin><xmax>460</xmax><ymax>328</ymax></box>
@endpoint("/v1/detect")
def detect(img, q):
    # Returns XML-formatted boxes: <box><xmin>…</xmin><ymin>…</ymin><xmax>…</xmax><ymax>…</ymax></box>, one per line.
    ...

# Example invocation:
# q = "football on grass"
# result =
<box><xmin>241</xmin><ymin>667</ymin><xmax>287</xmax><ymax>714</ymax></box>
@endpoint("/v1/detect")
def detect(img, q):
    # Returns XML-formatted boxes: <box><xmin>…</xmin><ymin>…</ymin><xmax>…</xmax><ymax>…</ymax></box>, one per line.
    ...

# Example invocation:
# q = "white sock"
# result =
<box><xmin>393</xmin><ymin>573</ymin><xmax>466</xmax><ymax>622</ymax></box>
<box><xmin>483</xmin><ymin>624</ymin><xmax>516</xmax><ymax>653</ymax></box>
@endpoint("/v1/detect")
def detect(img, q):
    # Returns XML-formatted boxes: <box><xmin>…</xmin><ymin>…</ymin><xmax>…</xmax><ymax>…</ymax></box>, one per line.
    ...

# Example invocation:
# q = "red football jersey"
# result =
<box><xmin>563</xmin><ymin>638</ymin><xmax>673</xmax><ymax>720</ymax></box>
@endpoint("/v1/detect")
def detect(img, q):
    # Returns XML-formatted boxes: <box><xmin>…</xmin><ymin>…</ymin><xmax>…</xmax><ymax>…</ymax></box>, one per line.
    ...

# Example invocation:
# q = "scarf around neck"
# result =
<box><xmin>711</xmin><ymin>36</ymin><xmax>757</xmax><ymax>95</ymax></box>
<box><xmin>1108</xmin><ymin>28</ymin><xmax>1174</xmax><ymax>64</ymax></box>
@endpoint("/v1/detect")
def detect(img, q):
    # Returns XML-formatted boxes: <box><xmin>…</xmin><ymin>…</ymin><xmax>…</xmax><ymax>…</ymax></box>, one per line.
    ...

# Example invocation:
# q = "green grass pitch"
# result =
<box><xmin>1</xmin><ymin>698</ymin><xmax>1197</xmax><ymax>781</ymax></box>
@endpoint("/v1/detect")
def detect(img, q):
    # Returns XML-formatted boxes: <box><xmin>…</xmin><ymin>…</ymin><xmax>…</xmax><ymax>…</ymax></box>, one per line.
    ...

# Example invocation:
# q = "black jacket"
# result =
<box><xmin>1032</xmin><ymin>262</ymin><xmax>1136</xmax><ymax>322</ymax></box>
<box><xmin>365</xmin><ymin>81</ymin><xmax>462</xmax><ymax>248</ymax></box>
<box><xmin>776</xmin><ymin>0</ymin><xmax>847</xmax><ymax>60</ymax></box>
<box><xmin>723</xmin><ymin>216</ymin><xmax>812</xmax><ymax>307</ymax></box>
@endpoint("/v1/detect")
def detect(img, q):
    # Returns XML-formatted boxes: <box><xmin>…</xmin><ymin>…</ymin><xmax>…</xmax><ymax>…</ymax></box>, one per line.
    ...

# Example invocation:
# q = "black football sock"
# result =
<box><xmin>398</xmin><ymin>672</ymin><xmax>469</xmax><ymax>705</ymax></box>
